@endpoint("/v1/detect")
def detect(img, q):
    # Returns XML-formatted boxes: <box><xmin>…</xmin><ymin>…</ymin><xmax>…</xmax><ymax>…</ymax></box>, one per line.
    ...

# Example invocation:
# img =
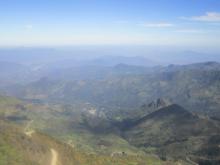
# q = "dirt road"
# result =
<box><xmin>50</xmin><ymin>148</ymin><xmax>58</xmax><ymax>165</ymax></box>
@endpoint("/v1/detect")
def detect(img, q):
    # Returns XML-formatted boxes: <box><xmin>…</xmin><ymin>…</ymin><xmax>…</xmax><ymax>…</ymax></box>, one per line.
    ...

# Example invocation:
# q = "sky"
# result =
<box><xmin>0</xmin><ymin>0</ymin><xmax>220</xmax><ymax>50</ymax></box>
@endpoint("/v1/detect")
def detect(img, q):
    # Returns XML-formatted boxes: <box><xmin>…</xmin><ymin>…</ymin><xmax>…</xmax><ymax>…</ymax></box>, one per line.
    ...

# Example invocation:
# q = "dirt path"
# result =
<box><xmin>186</xmin><ymin>157</ymin><xmax>198</xmax><ymax>165</ymax></box>
<box><xmin>24</xmin><ymin>120</ymin><xmax>60</xmax><ymax>165</ymax></box>
<box><xmin>24</xmin><ymin>120</ymin><xmax>35</xmax><ymax>137</ymax></box>
<box><xmin>50</xmin><ymin>148</ymin><xmax>58</xmax><ymax>165</ymax></box>
<box><xmin>25</xmin><ymin>130</ymin><xmax>35</xmax><ymax>137</ymax></box>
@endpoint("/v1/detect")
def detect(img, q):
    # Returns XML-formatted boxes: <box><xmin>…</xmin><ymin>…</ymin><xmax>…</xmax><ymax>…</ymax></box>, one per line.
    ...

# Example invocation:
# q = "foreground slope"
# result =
<box><xmin>0</xmin><ymin>119</ymin><xmax>167</xmax><ymax>165</ymax></box>
<box><xmin>0</xmin><ymin>96</ymin><xmax>169</xmax><ymax>165</ymax></box>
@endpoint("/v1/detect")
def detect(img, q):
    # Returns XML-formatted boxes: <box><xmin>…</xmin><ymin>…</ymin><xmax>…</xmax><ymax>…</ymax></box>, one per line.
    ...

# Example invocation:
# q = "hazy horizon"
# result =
<box><xmin>1</xmin><ymin>0</ymin><xmax>220</xmax><ymax>65</ymax></box>
<box><xmin>0</xmin><ymin>45</ymin><xmax>219</xmax><ymax>65</ymax></box>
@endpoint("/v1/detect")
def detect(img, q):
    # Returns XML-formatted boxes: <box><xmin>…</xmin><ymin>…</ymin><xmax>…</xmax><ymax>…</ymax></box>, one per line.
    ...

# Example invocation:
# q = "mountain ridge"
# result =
<box><xmin>120</xmin><ymin>104</ymin><xmax>220</xmax><ymax>162</ymax></box>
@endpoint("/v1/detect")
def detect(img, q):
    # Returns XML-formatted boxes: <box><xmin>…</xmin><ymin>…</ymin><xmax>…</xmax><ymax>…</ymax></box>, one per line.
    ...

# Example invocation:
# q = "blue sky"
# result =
<box><xmin>0</xmin><ymin>0</ymin><xmax>220</xmax><ymax>49</ymax></box>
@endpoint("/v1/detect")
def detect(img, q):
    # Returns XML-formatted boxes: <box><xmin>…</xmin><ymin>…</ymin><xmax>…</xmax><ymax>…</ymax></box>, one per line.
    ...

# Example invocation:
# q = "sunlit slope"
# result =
<box><xmin>0</xmin><ymin>119</ymin><xmax>168</xmax><ymax>165</ymax></box>
<box><xmin>0</xmin><ymin>95</ymin><xmax>146</xmax><ymax>155</ymax></box>
<box><xmin>0</xmin><ymin>96</ymin><xmax>169</xmax><ymax>165</ymax></box>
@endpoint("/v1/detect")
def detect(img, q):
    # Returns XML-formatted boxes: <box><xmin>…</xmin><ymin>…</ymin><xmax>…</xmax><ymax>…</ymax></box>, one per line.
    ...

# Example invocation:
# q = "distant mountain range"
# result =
<box><xmin>0</xmin><ymin>47</ymin><xmax>219</xmax><ymax>65</ymax></box>
<box><xmin>4</xmin><ymin>61</ymin><xmax>220</xmax><ymax>118</ymax></box>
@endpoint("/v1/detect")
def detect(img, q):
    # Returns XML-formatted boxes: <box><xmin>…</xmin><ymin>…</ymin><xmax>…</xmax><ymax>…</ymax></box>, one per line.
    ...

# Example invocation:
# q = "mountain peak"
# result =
<box><xmin>144</xmin><ymin>98</ymin><xmax>171</xmax><ymax>110</ymax></box>
<box><xmin>148</xmin><ymin>104</ymin><xmax>192</xmax><ymax>117</ymax></box>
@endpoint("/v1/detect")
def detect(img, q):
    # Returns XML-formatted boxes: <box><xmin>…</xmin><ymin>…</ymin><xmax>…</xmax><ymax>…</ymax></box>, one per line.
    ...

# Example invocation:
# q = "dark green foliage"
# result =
<box><xmin>119</xmin><ymin>104</ymin><xmax>220</xmax><ymax>162</ymax></box>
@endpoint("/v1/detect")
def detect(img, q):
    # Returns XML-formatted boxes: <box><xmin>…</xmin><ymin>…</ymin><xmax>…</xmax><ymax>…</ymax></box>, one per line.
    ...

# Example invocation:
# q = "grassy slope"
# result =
<box><xmin>0</xmin><ymin>96</ymin><xmax>145</xmax><ymax>155</ymax></box>
<box><xmin>0</xmin><ymin>95</ymin><xmax>172</xmax><ymax>165</ymax></box>
<box><xmin>0</xmin><ymin>119</ymin><xmax>167</xmax><ymax>165</ymax></box>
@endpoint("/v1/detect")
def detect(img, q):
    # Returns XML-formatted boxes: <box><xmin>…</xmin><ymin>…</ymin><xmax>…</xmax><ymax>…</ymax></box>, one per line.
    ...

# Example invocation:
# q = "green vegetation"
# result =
<box><xmin>0</xmin><ymin>96</ymin><xmax>167</xmax><ymax>165</ymax></box>
<box><xmin>0</xmin><ymin>119</ymin><xmax>166</xmax><ymax>165</ymax></box>
<box><xmin>0</xmin><ymin>139</ymin><xmax>22</xmax><ymax>165</ymax></box>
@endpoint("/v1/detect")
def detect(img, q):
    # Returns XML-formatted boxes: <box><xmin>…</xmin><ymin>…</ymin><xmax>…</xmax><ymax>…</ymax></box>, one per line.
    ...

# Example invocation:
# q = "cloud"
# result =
<box><xmin>24</xmin><ymin>24</ymin><xmax>33</xmax><ymax>30</ymax></box>
<box><xmin>140</xmin><ymin>22</ymin><xmax>174</xmax><ymax>28</ymax></box>
<box><xmin>181</xmin><ymin>12</ymin><xmax>220</xmax><ymax>22</ymax></box>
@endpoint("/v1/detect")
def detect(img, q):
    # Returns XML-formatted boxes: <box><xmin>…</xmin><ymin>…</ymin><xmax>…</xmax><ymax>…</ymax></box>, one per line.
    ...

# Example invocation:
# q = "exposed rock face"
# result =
<box><xmin>139</xmin><ymin>98</ymin><xmax>172</xmax><ymax>115</ymax></box>
<box><xmin>147</xmin><ymin>98</ymin><xmax>171</xmax><ymax>110</ymax></box>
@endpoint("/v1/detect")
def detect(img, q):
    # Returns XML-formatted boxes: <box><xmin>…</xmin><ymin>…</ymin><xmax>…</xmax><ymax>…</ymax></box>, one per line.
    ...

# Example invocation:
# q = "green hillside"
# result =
<box><xmin>0</xmin><ymin>119</ymin><xmax>168</xmax><ymax>165</ymax></box>
<box><xmin>0</xmin><ymin>95</ymin><xmax>172</xmax><ymax>165</ymax></box>
<box><xmin>121</xmin><ymin>104</ymin><xmax>220</xmax><ymax>164</ymax></box>
<box><xmin>8</xmin><ymin>62</ymin><xmax>220</xmax><ymax>118</ymax></box>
